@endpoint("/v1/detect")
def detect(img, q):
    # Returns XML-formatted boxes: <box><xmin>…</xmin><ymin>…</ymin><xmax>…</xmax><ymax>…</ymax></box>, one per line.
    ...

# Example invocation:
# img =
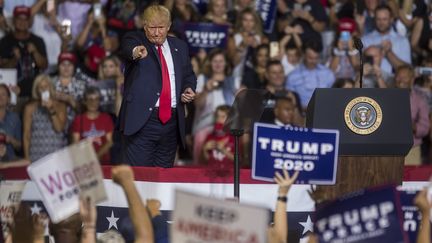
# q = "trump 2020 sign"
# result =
<box><xmin>314</xmin><ymin>186</ymin><xmax>408</xmax><ymax>243</ymax></box>
<box><xmin>252</xmin><ymin>123</ymin><xmax>339</xmax><ymax>184</ymax></box>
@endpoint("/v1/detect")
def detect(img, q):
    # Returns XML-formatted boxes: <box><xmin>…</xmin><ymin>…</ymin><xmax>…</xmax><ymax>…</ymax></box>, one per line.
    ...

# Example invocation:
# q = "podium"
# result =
<box><xmin>306</xmin><ymin>88</ymin><xmax>413</xmax><ymax>202</ymax></box>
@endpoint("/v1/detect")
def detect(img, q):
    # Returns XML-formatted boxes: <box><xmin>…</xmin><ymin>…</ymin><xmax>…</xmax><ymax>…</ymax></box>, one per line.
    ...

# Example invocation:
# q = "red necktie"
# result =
<box><xmin>157</xmin><ymin>45</ymin><xmax>171</xmax><ymax>124</ymax></box>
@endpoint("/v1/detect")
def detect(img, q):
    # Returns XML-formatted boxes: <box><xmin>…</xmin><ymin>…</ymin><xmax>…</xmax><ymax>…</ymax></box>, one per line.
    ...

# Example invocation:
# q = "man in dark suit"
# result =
<box><xmin>118</xmin><ymin>5</ymin><xmax>197</xmax><ymax>167</ymax></box>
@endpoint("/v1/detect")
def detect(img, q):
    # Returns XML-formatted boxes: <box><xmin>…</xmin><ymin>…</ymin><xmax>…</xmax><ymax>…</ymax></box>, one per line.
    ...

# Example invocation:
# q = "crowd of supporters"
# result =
<box><xmin>0</xmin><ymin>0</ymin><xmax>430</xmax><ymax>168</ymax></box>
<box><xmin>3</xmin><ymin>165</ymin><xmax>431</xmax><ymax>243</ymax></box>
<box><xmin>0</xmin><ymin>1</ymin><xmax>431</xmax><ymax>242</ymax></box>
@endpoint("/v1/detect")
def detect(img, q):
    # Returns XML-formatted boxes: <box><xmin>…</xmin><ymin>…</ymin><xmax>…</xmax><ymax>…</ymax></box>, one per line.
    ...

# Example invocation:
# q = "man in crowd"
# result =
<box><xmin>362</xmin><ymin>45</ymin><xmax>392</xmax><ymax>88</ymax></box>
<box><xmin>0</xmin><ymin>6</ymin><xmax>47</xmax><ymax>100</ymax></box>
<box><xmin>285</xmin><ymin>41</ymin><xmax>335</xmax><ymax>110</ymax></box>
<box><xmin>362</xmin><ymin>4</ymin><xmax>411</xmax><ymax>75</ymax></box>
<box><xmin>394</xmin><ymin>65</ymin><xmax>430</xmax><ymax>165</ymax></box>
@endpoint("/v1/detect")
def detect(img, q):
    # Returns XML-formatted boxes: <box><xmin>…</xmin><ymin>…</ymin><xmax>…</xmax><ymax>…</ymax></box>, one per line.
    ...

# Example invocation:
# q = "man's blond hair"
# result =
<box><xmin>142</xmin><ymin>4</ymin><xmax>171</xmax><ymax>25</ymax></box>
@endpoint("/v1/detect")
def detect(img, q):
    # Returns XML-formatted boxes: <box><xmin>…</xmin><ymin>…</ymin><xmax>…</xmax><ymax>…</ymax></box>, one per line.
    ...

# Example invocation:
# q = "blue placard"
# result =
<box><xmin>255</xmin><ymin>0</ymin><xmax>277</xmax><ymax>33</ymax></box>
<box><xmin>314</xmin><ymin>186</ymin><xmax>408</xmax><ymax>243</ymax></box>
<box><xmin>252</xmin><ymin>123</ymin><xmax>339</xmax><ymax>185</ymax></box>
<box><xmin>184</xmin><ymin>22</ymin><xmax>229</xmax><ymax>54</ymax></box>
<box><xmin>399</xmin><ymin>189</ymin><xmax>432</xmax><ymax>243</ymax></box>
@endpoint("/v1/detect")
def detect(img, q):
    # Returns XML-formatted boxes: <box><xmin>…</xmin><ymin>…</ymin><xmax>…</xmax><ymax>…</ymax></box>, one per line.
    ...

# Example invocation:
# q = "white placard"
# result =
<box><xmin>0</xmin><ymin>180</ymin><xmax>27</xmax><ymax>239</ymax></box>
<box><xmin>27</xmin><ymin>140</ymin><xmax>107</xmax><ymax>223</ymax></box>
<box><xmin>0</xmin><ymin>69</ymin><xmax>17</xmax><ymax>105</ymax></box>
<box><xmin>171</xmin><ymin>190</ymin><xmax>270</xmax><ymax>243</ymax></box>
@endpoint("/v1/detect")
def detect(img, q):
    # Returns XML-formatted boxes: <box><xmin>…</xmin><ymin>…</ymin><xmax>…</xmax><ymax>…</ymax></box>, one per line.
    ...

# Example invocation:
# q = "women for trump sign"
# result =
<box><xmin>252</xmin><ymin>123</ymin><xmax>339</xmax><ymax>184</ymax></box>
<box><xmin>27</xmin><ymin>140</ymin><xmax>107</xmax><ymax>223</ymax></box>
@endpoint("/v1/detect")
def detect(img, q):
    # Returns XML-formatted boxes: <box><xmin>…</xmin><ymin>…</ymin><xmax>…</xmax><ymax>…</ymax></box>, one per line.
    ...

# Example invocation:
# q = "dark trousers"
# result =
<box><xmin>123</xmin><ymin>108</ymin><xmax>178</xmax><ymax>167</ymax></box>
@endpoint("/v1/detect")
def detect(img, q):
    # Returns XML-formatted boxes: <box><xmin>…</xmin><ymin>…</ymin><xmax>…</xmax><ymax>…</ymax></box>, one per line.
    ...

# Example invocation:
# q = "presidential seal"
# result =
<box><xmin>344</xmin><ymin>97</ymin><xmax>382</xmax><ymax>135</ymax></box>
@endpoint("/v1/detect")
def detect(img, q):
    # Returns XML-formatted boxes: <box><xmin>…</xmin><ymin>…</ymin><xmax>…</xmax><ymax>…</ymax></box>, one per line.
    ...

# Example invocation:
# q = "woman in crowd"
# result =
<box><xmin>227</xmin><ymin>7</ymin><xmax>268</xmax><ymax>79</ymax></box>
<box><xmin>23</xmin><ymin>74</ymin><xmax>67</xmax><ymax>162</ymax></box>
<box><xmin>51</xmin><ymin>52</ymin><xmax>87</xmax><ymax>126</ymax></box>
<box><xmin>193</xmin><ymin>49</ymin><xmax>237</xmax><ymax>164</ymax></box>
<box><xmin>410</xmin><ymin>2</ymin><xmax>432</xmax><ymax>63</ymax></box>
<box><xmin>76</xmin><ymin>10</ymin><xmax>116</xmax><ymax>54</ymax></box>
<box><xmin>97</xmin><ymin>55</ymin><xmax>123</xmax><ymax>116</ymax></box>
<box><xmin>203</xmin><ymin>0</ymin><xmax>231</xmax><ymax>26</ymax></box>
<box><xmin>328</xmin><ymin>33</ymin><xmax>359</xmax><ymax>80</ymax></box>
<box><xmin>0</xmin><ymin>84</ymin><xmax>21</xmax><ymax>161</ymax></box>
<box><xmin>241</xmin><ymin>43</ymin><xmax>269</xmax><ymax>89</ymax></box>
<box><xmin>227</xmin><ymin>0</ymin><xmax>255</xmax><ymax>23</ymax></box>
<box><xmin>71</xmin><ymin>87</ymin><xmax>114</xmax><ymax>165</ymax></box>
<box><xmin>30</xmin><ymin>0</ymin><xmax>64</xmax><ymax>72</ymax></box>
<box><xmin>165</xmin><ymin>0</ymin><xmax>201</xmax><ymax>36</ymax></box>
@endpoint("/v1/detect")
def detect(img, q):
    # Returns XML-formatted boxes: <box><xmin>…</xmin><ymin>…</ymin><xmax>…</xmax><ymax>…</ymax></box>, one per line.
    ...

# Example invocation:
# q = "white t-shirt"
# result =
<box><xmin>193</xmin><ymin>74</ymin><xmax>226</xmax><ymax>134</ymax></box>
<box><xmin>31</xmin><ymin>14</ymin><xmax>62</xmax><ymax>69</ymax></box>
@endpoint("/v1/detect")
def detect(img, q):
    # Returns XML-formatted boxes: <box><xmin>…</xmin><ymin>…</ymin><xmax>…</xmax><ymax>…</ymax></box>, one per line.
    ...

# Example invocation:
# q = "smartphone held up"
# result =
<box><xmin>41</xmin><ymin>90</ymin><xmax>50</xmax><ymax>102</ymax></box>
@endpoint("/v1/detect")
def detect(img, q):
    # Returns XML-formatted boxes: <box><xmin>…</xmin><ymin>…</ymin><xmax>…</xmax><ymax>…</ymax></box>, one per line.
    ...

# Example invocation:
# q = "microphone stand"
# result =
<box><xmin>230</xmin><ymin>129</ymin><xmax>244</xmax><ymax>199</ymax></box>
<box><xmin>353</xmin><ymin>37</ymin><xmax>364</xmax><ymax>88</ymax></box>
<box><xmin>358</xmin><ymin>45</ymin><xmax>364</xmax><ymax>88</ymax></box>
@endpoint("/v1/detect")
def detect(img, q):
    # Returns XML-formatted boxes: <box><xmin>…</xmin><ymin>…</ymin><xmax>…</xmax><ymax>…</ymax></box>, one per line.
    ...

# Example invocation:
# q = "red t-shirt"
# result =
<box><xmin>71</xmin><ymin>113</ymin><xmax>114</xmax><ymax>164</ymax></box>
<box><xmin>204</xmin><ymin>123</ymin><xmax>235</xmax><ymax>177</ymax></box>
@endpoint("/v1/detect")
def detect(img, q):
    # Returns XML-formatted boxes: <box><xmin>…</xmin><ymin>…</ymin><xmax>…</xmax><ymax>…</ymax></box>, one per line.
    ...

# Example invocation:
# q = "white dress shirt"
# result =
<box><xmin>154</xmin><ymin>40</ymin><xmax>177</xmax><ymax>108</ymax></box>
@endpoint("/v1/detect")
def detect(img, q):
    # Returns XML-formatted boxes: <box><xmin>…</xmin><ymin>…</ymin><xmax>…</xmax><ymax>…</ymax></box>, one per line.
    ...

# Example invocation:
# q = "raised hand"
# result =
<box><xmin>112</xmin><ymin>165</ymin><xmax>135</xmax><ymax>186</ymax></box>
<box><xmin>274</xmin><ymin>169</ymin><xmax>299</xmax><ymax>196</ymax></box>
<box><xmin>79</xmin><ymin>197</ymin><xmax>97</xmax><ymax>227</ymax></box>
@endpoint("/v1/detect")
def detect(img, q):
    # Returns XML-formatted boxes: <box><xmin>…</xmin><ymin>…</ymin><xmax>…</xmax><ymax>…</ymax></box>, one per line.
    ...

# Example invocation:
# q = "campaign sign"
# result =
<box><xmin>255</xmin><ymin>0</ymin><xmax>277</xmax><ymax>33</ymax></box>
<box><xmin>252</xmin><ymin>123</ymin><xmax>339</xmax><ymax>184</ymax></box>
<box><xmin>0</xmin><ymin>180</ymin><xmax>26</xmax><ymax>239</ymax></box>
<box><xmin>171</xmin><ymin>190</ymin><xmax>270</xmax><ymax>243</ymax></box>
<box><xmin>184</xmin><ymin>22</ymin><xmax>229</xmax><ymax>54</ymax></box>
<box><xmin>314</xmin><ymin>186</ymin><xmax>408</xmax><ymax>243</ymax></box>
<box><xmin>27</xmin><ymin>140</ymin><xmax>107</xmax><ymax>223</ymax></box>
<box><xmin>398</xmin><ymin>188</ymin><xmax>432</xmax><ymax>243</ymax></box>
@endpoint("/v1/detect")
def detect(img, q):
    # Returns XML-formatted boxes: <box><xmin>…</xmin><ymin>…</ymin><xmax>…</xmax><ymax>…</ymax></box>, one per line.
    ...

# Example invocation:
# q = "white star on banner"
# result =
<box><xmin>30</xmin><ymin>203</ymin><xmax>42</xmax><ymax>215</ymax></box>
<box><xmin>106</xmin><ymin>210</ymin><xmax>119</xmax><ymax>230</ymax></box>
<box><xmin>299</xmin><ymin>215</ymin><xmax>313</xmax><ymax>235</ymax></box>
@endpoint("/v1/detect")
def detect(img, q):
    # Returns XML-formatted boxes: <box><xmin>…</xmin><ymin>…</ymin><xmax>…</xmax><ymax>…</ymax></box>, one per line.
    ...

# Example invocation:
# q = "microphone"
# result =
<box><xmin>353</xmin><ymin>37</ymin><xmax>364</xmax><ymax>88</ymax></box>
<box><xmin>353</xmin><ymin>36</ymin><xmax>363</xmax><ymax>51</ymax></box>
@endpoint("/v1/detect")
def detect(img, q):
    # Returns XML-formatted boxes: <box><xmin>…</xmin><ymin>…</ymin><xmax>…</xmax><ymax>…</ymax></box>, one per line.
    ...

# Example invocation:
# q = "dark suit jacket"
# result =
<box><xmin>118</xmin><ymin>31</ymin><xmax>197</xmax><ymax>146</ymax></box>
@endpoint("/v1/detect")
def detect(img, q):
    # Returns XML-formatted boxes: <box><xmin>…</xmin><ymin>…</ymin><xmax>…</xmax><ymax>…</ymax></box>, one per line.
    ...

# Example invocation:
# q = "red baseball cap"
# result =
<box><xmin>13</xmin><ymin>6</ymin><xmax>31</xmax><ymax>18</ymax></box>
<box><xmin>86</xmin><ymin>45</ymin><xmax>106</xmax><ymax>72</ymax></box>
<box><xmin>338</xmin><ymin>17</ymin><xmax>356</xmax><ymax>33</ymax></box>
<box><xmin>58</xmin><ymin>52</ymin><xmax>77</xmax><ymax>64</ymax></box>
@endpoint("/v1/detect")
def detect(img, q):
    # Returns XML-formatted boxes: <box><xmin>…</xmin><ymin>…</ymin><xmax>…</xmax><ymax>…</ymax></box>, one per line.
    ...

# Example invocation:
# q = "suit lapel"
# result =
<box><xmin>143</xmin><ymin>35</ymin><xmax>161</xmax><ymax>68</ymax></box>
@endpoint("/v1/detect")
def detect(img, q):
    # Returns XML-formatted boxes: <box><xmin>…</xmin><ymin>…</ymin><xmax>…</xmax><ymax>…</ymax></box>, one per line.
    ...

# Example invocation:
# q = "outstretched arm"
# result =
<box><xmin>273</xmin><ymin>169</ymin><xmax>299</xmax><ymax>242</ymax></box>
<box><xmin>112</xmin><ymin>165</ymin><xmax>154</xmax><ymax>243</ymax></box>
<box><xmin>79</xmin><ymin>197</ymin><xmax>97</xmax><ymax>243</ymax></box>
<box><xmin>414</xmin><ymin>188</ymin><xmax>431</xmax><ymax>243</ymax></box>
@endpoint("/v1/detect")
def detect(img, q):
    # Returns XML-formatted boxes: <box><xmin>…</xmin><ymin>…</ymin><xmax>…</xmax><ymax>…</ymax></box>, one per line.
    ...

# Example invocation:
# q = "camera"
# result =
<box><xmin>364</xmin><ymin>55</ymin><xmax>374</xmax><ymax>65</ymax></box>
<box><xmin>213</xmin><ymin>81</ymin><xmax>223</xmax><ymax>89</ymax></box>
<box><xmin>340</xmin><ymin>31</ymin><xmax>351</xmax><ymax>42</ymax></box>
